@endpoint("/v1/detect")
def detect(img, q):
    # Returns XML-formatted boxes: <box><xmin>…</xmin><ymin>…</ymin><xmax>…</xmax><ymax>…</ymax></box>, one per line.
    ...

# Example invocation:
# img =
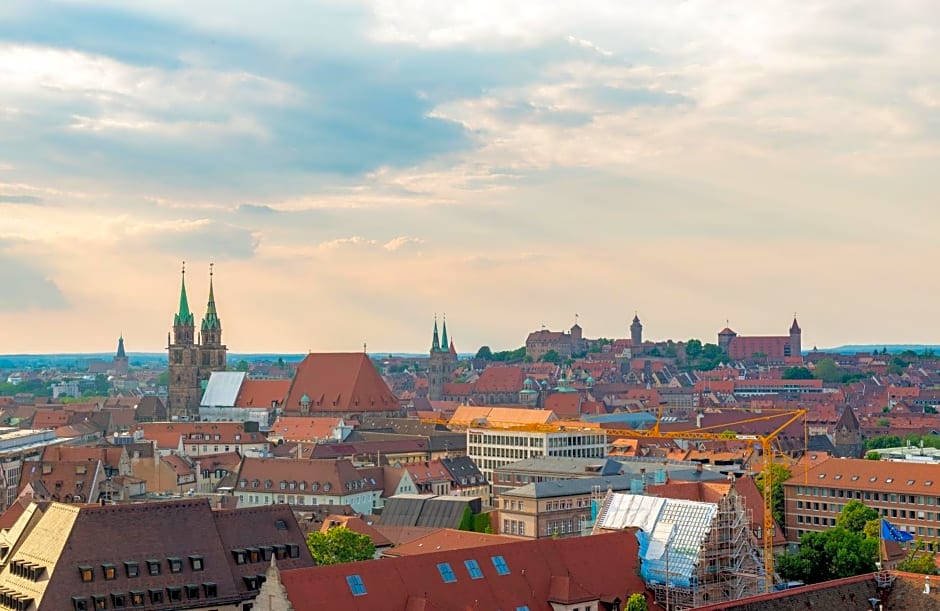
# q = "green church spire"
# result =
<box><xmin>431</xmin><ymin>316</ymin><xmax>441</xmax><ymax>352</ymax></box>
<box><xmin>174</xmin><ymin>261</ymin><xmax>194</xmax><ymax>326</ymax></box>
<box><xmin>441</xmin><ymin>315</ymin><xmax>449</xmax><ymax>349</ymax></box>
<box><xmin>201</xmin><ymin>263</ymin><xmax>221</xmax><ymax>331</ymax></box>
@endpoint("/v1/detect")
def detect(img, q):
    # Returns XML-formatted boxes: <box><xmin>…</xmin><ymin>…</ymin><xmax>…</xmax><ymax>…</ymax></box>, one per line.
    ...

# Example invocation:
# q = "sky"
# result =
<box><xmin>0</xmin><ymin>1</ymin><xmax>938</xmax><ymax>354</ymax></box>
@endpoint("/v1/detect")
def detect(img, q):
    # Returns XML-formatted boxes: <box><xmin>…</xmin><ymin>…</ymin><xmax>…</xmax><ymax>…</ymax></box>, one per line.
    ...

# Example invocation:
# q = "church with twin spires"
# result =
<box><xmin>167</xmin><ymin>263</ymin><xmax>228</xmax><ymax>419</ymax></box>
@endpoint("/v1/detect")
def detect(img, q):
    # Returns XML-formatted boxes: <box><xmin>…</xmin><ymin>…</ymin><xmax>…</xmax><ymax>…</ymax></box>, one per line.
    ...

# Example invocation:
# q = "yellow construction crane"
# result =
<box><xmin>453</xmin><ymin>407</ymin><xmax>808</xmax><ymax>593</ymax></box>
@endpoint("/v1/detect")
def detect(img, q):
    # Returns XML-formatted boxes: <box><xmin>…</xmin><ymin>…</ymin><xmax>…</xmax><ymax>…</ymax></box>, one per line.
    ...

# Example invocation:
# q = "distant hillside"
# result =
<box><xmin>815</xmin><ymin>345</ymin><xmax>940</xmax><ymax>354</ymax></box>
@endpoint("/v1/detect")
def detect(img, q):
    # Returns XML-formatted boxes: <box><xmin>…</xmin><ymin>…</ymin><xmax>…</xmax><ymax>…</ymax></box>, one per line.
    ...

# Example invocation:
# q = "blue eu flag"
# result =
<box><xmin>881</xmin><ymin>518</ymin><xmax>914</xmax><ymax>543</ymax></box>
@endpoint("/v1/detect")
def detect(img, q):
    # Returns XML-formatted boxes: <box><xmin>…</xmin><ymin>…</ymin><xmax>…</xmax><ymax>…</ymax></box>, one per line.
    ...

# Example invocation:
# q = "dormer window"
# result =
<box><xmin>168</xmin><ymin>557</ymin><xmax>182</xmax><ymax>573</ymax></box>
<box><xmin>102</xmin><ymin>563</ymin><xmax>116</xmax><ymax>580</ymax></box>
<box><xmin>189</xmin><ymin>555</ymin><xmax>204</xmax><ymax>571</ymax></box>
<box><xmin>79</xmin><ymin>565</ymin><xmax>94</xmax><ymax>582</ymax></box>
<box><xmin>185</xmin><ymin>585</ymin><xmax>200</xmax><ymax>600</ymax></box>
<box><xmin>232</xmin><ymin>549</ymin><xmax>247</xmax><ymax>565</ymax></box>
<box><xmin>124</xmin><ymin>561</ymin><xmax>139</xmax><ymax>578</ymax></box>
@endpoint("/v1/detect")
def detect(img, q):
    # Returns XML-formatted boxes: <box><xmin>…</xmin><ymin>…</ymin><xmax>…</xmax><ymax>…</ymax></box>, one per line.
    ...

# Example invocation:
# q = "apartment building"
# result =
<box><xmin>498</xmin><ymin>474</ymin><xmax>638</xmax><ymax>538</ymax></box>
<box><xmin>466</xmin><ymin>428</ymin><xmax>607</xmax><ymax>498</ymax></box>
<box><xmin>783</xmin><ymin>458</ymin><xmax>940</xmax><ymax>549</ymax></box>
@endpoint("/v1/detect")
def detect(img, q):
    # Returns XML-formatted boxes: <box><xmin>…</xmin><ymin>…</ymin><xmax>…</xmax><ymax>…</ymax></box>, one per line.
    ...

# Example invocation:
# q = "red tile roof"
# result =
<box><xmin>235</xmin><ymin>379</ymin><xmax>291</xmax><ymax>408</ymax></box>
<box><xmin>270</xmin><ymin>416</ymin><xmax>345</xmax><ymax>442</ymax></box>
<box><xmin>473</xmin><ymin>366</ymin><xmax>526</xmax><ymax>393</ymax></box>
<box><xmin>382</xmin><ymin>529</ymin><xmax>517</xmax><ymax>558</ymax></box>
<box><xmin>283</xmin><ymin>353</ymin><xmax>400</xmax><ymax>414</ymax></box>
<box><xmin>278</xmin><ymin>530</ymin><xmax>647</xmax><ymax>610</ymax></box>
<box><xmin>139</xmin><ymin>422</ymin><xmax>267</xmax><ymax>450</ymax></box>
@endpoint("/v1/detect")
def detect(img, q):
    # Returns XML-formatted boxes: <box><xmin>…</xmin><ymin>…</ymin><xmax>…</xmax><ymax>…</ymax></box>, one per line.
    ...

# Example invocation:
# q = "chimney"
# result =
<box><xmin>696</xmin><ymin>412</ymin><xmax>704</xmax><ymax>428</ymax></box>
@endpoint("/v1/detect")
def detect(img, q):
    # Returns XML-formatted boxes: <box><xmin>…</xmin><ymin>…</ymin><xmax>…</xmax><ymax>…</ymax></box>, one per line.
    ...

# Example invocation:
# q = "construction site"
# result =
<box><xmin>594</xmin><ymin>479</ymin><xmax>766</xmax><ymax>610</ymax></box>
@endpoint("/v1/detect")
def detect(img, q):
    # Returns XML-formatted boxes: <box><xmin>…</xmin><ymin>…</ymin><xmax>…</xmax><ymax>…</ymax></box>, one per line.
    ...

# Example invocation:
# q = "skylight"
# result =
<box><xmin>437</xmin><ymin>563</ymin><xmax>457</xmax><ymax>583</ymax></box>
<box><xmin>907</xmin><ymin>480</ymin><xmax>915</xmax><ymax>485</ymax></box>
<box><xmin>492</xmin><ymin>556</ymin><xmax>510</xmax><ymax>576</ymax></box>
<box><xmin>886</xmin><ymin>478</ymin><xmax>894</xmax><ymax>483</ymax></box>
<box><xmin>346</xmin><ymin>575</ymin><xmax>366</xmax><ymax>596</ymax></box>
<box><xmin>464</xmin><ymin>559</ymin><xmax>483</xmax><ymax>579</ymax></box>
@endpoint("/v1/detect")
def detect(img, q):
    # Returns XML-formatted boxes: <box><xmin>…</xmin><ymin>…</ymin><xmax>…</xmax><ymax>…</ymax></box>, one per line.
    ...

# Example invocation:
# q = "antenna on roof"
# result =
<box><xmin>363</xmin><ymin>342</ymin><xmax>367</xmax><ymax>354</ymax></box>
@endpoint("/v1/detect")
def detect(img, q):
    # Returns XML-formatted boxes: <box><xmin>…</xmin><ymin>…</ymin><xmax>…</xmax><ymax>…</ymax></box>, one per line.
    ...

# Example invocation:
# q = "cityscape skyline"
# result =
<box><xmin>1</xmin><ymin>2</ymin><xmax>938</xmax><ymax>352</ymax></box>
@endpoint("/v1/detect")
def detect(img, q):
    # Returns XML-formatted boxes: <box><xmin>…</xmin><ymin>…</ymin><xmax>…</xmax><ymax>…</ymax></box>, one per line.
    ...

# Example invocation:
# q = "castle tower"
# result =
<box><xmin>789</xmin><ymin>317</ymin><xmax>802</xmax><ymax>357</ymax></box>
<box><xmin>718</xmin><ymin>326</ymin><xmax>737</xmax><ymax>353</ymax></box>
<box><xmin>631</xmin><ymin>313</ymin><xmax>643</xmax><ymax>353</ymax></box>
<box><xmin>199</xmin><ymin>264</ymin><xmax>228</xmax><ymax>376</ymax></box>
<box><xmin>428</xmin><ymin>316</ymin><xmax>457</xmax><ymax>401</ymax></box>
<box><xmin>168</xmin><ymin>262</ymin><xmax>201</xmax><ymax>419</ymax></box>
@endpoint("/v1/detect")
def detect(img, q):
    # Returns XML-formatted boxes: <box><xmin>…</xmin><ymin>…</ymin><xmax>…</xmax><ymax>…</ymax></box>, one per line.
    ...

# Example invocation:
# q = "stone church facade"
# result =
<box><xmin>167</xmin><ymin>264</ymin><xmax>228</xmax><ymax>419</ymax></box>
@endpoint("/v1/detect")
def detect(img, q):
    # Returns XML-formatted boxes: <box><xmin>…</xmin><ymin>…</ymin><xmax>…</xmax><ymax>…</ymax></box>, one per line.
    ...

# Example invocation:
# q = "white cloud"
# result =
<box><xmin>383</xmin><ymin>236</ymin><xmax>423</xmax><ymax>251</ymax></box>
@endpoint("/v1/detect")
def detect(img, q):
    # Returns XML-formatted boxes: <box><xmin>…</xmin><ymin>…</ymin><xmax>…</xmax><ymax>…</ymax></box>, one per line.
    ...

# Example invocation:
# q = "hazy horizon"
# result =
<box><xmin>1</xmin><ymin>2</ymin><xmax>938</xmax><ymax>353</ymax></box>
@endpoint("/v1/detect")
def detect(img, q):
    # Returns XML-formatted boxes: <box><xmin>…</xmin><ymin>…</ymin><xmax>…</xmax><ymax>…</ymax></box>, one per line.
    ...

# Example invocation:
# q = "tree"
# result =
<box><xmin>836</xmin><ymin>500</ymin><xmax>879</xmax><ymax>534</ymax></box>
<box><xmin>156</xmin><ymin>369</ymin><xmax>169</xmax><ymax>386</ymax></box>
<box><xmin>776</xmin><ymin>527</ymin><xmax>877</xmax><ymax>583</ymax></box>
<box><xmin>814</xmin><ymin>358</ymin><xmax>842</xmax><ymax>383</ymax></box>
<box><xmin>306</xmin><ymin>527</ymin><xmax>375</xmax><ymax>565</ymax></box>
<box><xmin>685</xmin><ymin>339</ymin><xmax>703</xmax><ymax>359</ymax></box>
<box><xmin>475</xmin><ymin>346</ymin><xmax>493</xmax><ymax>360</ymax></box>
<box><xmin>865</xmin><ymin>451</ymin><xmax>881</xmax><ymax>460</ymax></box>
<box><xmin>701</xmin><ymin>343</ymin><xmax>723</xmax><ymax>360</ymax></box>
<box><xmin>236</xmin><ymin>360</ymin><xmax>249</xmax><ymax>372</ymax></box>
<box><xmin>782</xmin><ymin>366</ymin><xmax>814</xmax><ymax>380</ymax></box>
<box><xmin>896</xmin><ymin>541</ymin><xmax>937</xmax><ymax>574</ymax></box>
<box><xmin>93</xmin><ymin>374</ymin><xmax>110</xmax><ymax>394</ymax></box>
<box><xmin>755</xmin><ymin>463</ymin><xmax>792</xmax><ymax>531</ymax></box>
<box><xmin>540</xmin><ymin>349</ymin><xmax>561</xmax><ymax>364</ymax></box>
<box><xmin>877</xmin><ymin>418</ymin><xmax>891</xmax><ymax>427</ymax></box>
<box><xmin>625</xmin><ymin>593</ymin><xmax>648</xmax><ymax>611</ymax></box>
<box><xmin>277</xmin><ymin>356</ymin><xmax>285</xmax><ymax>368</ymax></box>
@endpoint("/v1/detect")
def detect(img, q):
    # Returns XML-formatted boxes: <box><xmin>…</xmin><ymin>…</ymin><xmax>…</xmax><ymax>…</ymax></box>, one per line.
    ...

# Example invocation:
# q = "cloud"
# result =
<box><xmin>383</xmin><ymin>236</ymin><xmax>423</xmax><ymax>251</ymax></box>
<box><xmin>131</xmin><ymin>219</ymin><xmax>259</xmax><ymax>260</ymax></box>
<box><xmin>0</xmin><ymin>245</ymin><xmax>66</xmax><ymax>311</ymax></box>
<box><xmin>0</xmin><ymin>194</ymin><xmax>42</xmax><ymax>204</ymax></box>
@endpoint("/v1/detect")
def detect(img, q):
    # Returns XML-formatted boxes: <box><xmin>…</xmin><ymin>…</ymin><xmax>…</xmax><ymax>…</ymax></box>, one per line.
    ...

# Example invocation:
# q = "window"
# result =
<box><xmin>436</xmin><ymin>562</ymin><xmax>457</xmax><ymax>583</ymax></box>
<box><xmin>130</xmin><ymin>591</ymin><xmax>145</xmax><ymax>607</ymax></box>
<box><xmin>287</xmin><ymin>544</ymin><xmax>300</xmax><ymax>558</ymax></box>
<box><xmin>168</xmin><ymin>557</ymin><xmax>182</xmax><ymax>573</ymax></box>
<box><xmin>517</xmin><ymin>607</ymin><xmax>531</xmax><ymax>611</ymax></box>
<box><xmin>276</xmin><ymin>519</ymin><xmax>288</xmax><ymax>531</ymax></box>
<box><xmin>233</xmin><ymin>549</ymin><xmax>247</xmax><ymax>564</ymax></box>
<box><xmin>203</xmin><ymin>583</ymin><xmax>218</xmax><ymax>598</ymax></box>
<box><xmin>102</xmin><ymin>563</ymin><xmax>116</xmax><ymax>580</ymax></box>
<box><xmin>79</xmin><ymin>566</ymin><xmax>94</xmax><ymax>582</ymax></box>
<box><xmin>185</xmin><ymin>585</ymin><xmax>200</xmax><ymax>600</ymax></box>
<box><xmin>146</xmin><ymin>559</ymin><xmax>160</xmax><ymax>576</ymax></box>
<box><xmin>72</xmin><ymin>597</ymin><xmax>88</xmax><ymax>611</ymax></box>
<box><xmin>464</xmin><ymin>559</ymin><xmax>483</xmax><ymax>579</ymax></box>
<box><xmin>167</xmin><ymin>587</ymin><xmax>183</xmax><ymax>603</ymax></box>
<box><xmin>346</xmin><ymin>574</ymin><xmax>367</xmax><ymax>596</ymax></box>
<box><xmin>189</xmin><ymin>555</ymin><xmax>204</xmax><ymax>571</ymax></box>
<box><xmin>148</xmin><ymin>589</ymin><xmax>164</xmax><ymax>604</ymax></box>
<box><xmin>111</xmin><ymin>593</ymin><xmax>126</xmax><ymax>609</ymax></box>
<box><xmin>492</xmin><ymin>555</ymin><xmax>510</xmax><ymax>575</ymax></box>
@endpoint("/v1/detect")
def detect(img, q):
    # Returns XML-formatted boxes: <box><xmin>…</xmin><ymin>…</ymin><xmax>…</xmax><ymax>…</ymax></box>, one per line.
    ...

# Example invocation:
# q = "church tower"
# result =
<box><xmin>168</xmin><ymin>263</ymin><xmax>201</xmax><ymax>419</ymax></box>
<box><xmin>428</xmin><ymin>316</ymin><xmax>457</xmax><ymax>401</ymax></box>
<box><xmin>199</xmin><ymin>264</ymin><xmax>228</xmax><ymax>377</ymax></box>
<box><xmin>113</xmin><ymin>334</ymin><xmax>129</xmax><ymax>374</ymax></box>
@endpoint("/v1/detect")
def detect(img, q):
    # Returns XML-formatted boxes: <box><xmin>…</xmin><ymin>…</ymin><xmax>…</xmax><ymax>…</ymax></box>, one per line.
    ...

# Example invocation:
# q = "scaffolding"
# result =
<box><xmin>595</xmin><ymin>484</ymin><xmax>765</xmax><ymax>611</ymax></box>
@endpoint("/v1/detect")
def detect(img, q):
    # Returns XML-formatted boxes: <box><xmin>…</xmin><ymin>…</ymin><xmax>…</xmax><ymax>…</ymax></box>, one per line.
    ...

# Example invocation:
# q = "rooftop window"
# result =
<box><xmin>92</xmin><ymin>595</ymin><xmax>106</xmax><ymax>610</ymax></box>
<box><xmin>346</xmin><ymin>574</ymin><xmax>367</xmax><ymax>596</ymax></box>
<box><xmin>517</xmin><ymin>607</ymin><xmax>531</xmax><ymax>611</ymax></box>
<box><xmin>102</xmin><ymin>563</ymin><xmax>116</xmax><ymax>580</ymax></box>
<box><xmin>167</xmin><ymin>587</ymin><xmax>182</xmax><ymax>603</ymax></box>
<box><xmin>927</xmin><ymin>481</ymin><xmax>934</xmax><ymax>487</ymax></box>
<box><xmin>203</xmin><ymin>583</ymin><xmax>218</xmax><ymax>599</ymax></box>
<box><xmin>71</xmin><ymin>596</ymin><xmax>88</xmax><ymax>611</ymax></box>
<box><xmin>275</xmin><ymin>519</ymin><xmax>288</xmax><ymax>531</ymax></box>
<box><xmin>833</xmin><ymin>475</ymin><xmax>842</xmax><ymax>480</ymax></box>
<box><xmin>110</xmin><ymin>593</ymin><xmax>126</xmax><ymax>609</ymax></box>
<box><xmin>491</xmin><ymin>555</ymin><xmax>511</xmax><ymax>576</ymax></box>
<box><xmin>148</xmin><ymin>589</ymin><xmax>163</xmax><ymax>604</ymax></box>
<box><xmin>870</xmin><ymin>477</ymin><xmax>877</xmax><ymax>482</ymax></box>
<box><xmin>817</xmin><ymin>474</ymin><xmax>825</xmax><ymax>479</ymax></box>
<box><xmin>908</xmin><ymin>480</ymin><xmax>916</xmax><ymax>485</ymax></box>
<box><xmin>232</xmin><ymin>549</ymin><xmax>247</xmax><ymax>565</ymax></box>
<box><xmin>168</xmin><ymin>557</ymin><xmax>182</xmax><ymax>573</ymax></box>
<box><xmin>288</xmin><ymin>543</ymin><xmax>301</xmax><ymax>558</ymax></box>
<box><xmin>851</xmin><ymin>475</ymin><xmax>859</xmax><ymax>481</ymax></box>
<box><xmin>886</xmin><ymin>478</ymin><xmax>894</xmax><ymax>483</ymax></box>
<box><xmin>189</xmin><ymin>555</ymin><xmax>204</xmax><ymax>571</ymax></box>
<box><xmin>79</xmin><ymin>565</ymin><xmax>94</xmax><ymax>583</ymax></box>
<box><xmin>464</xmin><ymin>559</ymin><xmax>483</xmax><ymax>579</ymax></box>
<box><xmin>185</xmin><ymin>585</ymin><xmax>200</xmax><ymax>600</ymax></box>
<box><xmin>129</xmin><ymin>591</ymin><xmax>144</xmax><ymax>606</ymax></box>
<box><xmin>437</xmin><ymin>562</ymin><xmax>457</xmax><ymax>583</ymax></box>
<box><xmin>146</xmin><ymin>559</ymin><xmax>160</xmax><ymax>576</ymax></box>
<box><xmin>124</xmin><ymin>561</ymin><xmax>139</xmax><ymax>578</ymax></box>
